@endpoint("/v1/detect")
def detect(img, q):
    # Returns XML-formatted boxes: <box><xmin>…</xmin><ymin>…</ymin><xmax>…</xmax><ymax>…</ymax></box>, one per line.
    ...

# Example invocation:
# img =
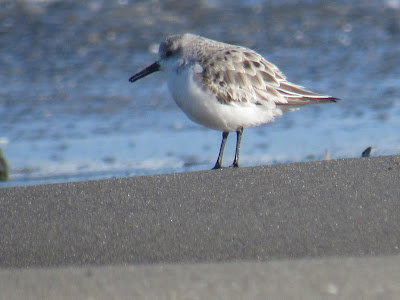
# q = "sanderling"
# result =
<box><xmin>129</xmin><ymin>33</ymin><xmax>338</xmax><ymax>169</ymax></box>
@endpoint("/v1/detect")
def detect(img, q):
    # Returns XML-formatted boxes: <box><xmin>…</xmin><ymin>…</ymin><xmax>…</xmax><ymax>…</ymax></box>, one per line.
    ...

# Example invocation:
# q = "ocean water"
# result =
<box><xmin>1</xmin><ymin>0</ymin><xmax>400</xmax><ymax>187</ymax></box>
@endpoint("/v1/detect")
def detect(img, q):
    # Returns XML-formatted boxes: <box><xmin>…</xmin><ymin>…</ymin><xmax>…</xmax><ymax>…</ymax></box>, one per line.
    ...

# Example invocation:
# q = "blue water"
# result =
<box><xmin>1</xmin><ymin>0</ymin><xmax>400</xmax><ymax>187</ymax></box>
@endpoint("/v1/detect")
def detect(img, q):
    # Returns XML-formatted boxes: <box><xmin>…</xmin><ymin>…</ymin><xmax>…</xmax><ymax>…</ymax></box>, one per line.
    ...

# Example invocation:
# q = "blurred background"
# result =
<box><xmin>1</xmin><ymin>0</ymin><xmax>400</xmax><ymax>187</ymax></box>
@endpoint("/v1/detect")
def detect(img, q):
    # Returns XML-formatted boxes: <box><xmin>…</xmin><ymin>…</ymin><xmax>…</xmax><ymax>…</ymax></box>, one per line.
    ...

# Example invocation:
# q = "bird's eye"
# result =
<box><xmin>166</xmin><ymin>50</ymin><xmax>173</xmax><ymax>57</ymax></box>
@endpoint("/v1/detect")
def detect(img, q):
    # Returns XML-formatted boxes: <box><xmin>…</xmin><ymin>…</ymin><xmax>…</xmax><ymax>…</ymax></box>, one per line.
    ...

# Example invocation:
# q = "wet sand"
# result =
<box><xmin>1</xmin><ymin>155</ymin><xmax>400</xmax><ymax>298</ymax></box>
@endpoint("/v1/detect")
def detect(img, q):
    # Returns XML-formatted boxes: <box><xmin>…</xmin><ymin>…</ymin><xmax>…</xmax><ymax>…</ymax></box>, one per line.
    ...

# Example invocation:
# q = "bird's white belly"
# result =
<box><xmin>167</xmin><ymin>64</ymin><xmax>282</xmax><ymax>132</ymax></box>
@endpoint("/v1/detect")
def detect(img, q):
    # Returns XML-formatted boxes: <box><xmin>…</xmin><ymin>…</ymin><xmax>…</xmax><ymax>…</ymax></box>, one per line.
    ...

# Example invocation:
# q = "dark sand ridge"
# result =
<box><xmin>1</xmin><ymin>155</ymin><xmax>400</xmax><ymax>298</ymax></box>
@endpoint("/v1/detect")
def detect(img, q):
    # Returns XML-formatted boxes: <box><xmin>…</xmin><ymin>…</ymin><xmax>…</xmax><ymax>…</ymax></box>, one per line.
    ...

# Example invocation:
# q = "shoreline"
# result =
<box><xmin>1</xmin><ymin>155</ymin><xmax>400</xmax><ymax>297</ymax></box>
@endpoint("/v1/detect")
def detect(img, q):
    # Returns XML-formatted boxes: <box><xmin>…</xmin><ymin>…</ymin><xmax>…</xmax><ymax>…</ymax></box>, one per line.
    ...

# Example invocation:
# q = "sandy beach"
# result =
<box><xmin>1</xmin><ymin>155</ymin><xmax>400</xmax><ymax>298</ymax></box>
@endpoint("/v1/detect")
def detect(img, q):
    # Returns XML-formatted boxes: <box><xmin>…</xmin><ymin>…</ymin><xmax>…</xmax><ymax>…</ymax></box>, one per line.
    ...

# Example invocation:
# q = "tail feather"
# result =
<box><xmin>276</xmin><ymin>82</ymin><xmax>339</xmax><ymax>105</ymax></box>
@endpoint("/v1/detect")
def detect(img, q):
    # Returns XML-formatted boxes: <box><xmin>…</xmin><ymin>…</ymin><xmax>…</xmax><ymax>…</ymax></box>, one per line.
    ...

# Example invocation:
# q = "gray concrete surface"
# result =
<box><xmin>1</xmin><ymin>155</ymin><xmax>400</xmax><ymax>298</ymax></box>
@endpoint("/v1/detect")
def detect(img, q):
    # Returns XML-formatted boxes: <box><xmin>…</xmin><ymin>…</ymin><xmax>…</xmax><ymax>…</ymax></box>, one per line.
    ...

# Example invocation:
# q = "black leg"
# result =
<box><xmin>212</xmin><ymin>131</ymin><xmax>229</xmax><ymax>169</ymax></box>
<box><xmin>231</xmin><ymin>127</ymin><xmax>244</xmax><ymax>168</ymax></box>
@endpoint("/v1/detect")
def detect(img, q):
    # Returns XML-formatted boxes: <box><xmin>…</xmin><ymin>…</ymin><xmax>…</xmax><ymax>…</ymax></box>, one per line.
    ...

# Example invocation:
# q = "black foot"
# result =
<box><xmin>230</xmin><ymin>127</ymin><xmax>243</xmax><ymax>169</ymax></box>
<box><xmin>212</xmin><ymin>163</ymin><xmax>223</xmax><ymax>170</ymax></box>
<box><xmin>212</xmin><ymin>131</ymin><xmax>229</xmax><ymax>170</ymax></box>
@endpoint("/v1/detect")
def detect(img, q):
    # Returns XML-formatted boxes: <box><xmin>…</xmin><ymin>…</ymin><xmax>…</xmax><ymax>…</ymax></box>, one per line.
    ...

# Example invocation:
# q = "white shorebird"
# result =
<box><xmin>130</xmin><ymin>33</ymin><xmax>338</xmax><ymax>169</ymax></box>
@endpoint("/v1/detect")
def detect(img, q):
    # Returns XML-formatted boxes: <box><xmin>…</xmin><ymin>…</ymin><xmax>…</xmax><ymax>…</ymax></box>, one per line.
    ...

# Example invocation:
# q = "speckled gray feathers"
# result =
<box><xmin>160</xmin><ymin>34</ymin><xmax>338</xmax><ymax>106</ymax></box>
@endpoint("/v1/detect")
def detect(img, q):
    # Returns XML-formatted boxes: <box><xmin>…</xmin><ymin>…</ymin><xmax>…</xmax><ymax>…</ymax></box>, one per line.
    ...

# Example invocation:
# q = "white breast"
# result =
<box><xmin>166</xmin><ymin>62</ymin><xmax>282</xmax><ymax>132</ymax></box>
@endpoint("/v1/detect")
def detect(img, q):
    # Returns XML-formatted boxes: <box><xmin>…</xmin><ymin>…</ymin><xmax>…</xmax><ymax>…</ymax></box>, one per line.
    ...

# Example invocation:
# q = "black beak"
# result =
<box><xmin>129</xmin><ymin>61</ymin><xmax>161</xmax><ymax>82</ymax></box>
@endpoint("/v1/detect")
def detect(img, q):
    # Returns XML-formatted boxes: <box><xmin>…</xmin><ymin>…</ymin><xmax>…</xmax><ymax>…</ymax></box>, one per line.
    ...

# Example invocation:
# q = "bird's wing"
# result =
<box><xmin>200</xmin><ymin>47</ymin><xmax>338</xmax><ymax>107</ymax></box>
